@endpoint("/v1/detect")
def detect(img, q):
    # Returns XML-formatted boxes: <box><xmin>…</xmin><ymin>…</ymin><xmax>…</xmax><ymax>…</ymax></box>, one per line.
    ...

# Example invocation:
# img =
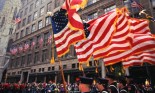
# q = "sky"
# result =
<box><xmin>0</xmin><ymin>0</ymin><xmax>6</xmax><ymax>12</ymax></box>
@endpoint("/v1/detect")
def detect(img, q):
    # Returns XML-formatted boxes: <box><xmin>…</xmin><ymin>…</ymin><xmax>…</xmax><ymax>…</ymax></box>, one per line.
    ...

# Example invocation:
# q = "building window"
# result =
<box><xmin>87</xmin><ymin>0</ymin><xmax>97</xmax><ymax>6</ymax></box>
<box><xmin>1</xmin><ymin>17</ymin><xmax>5</xmax><ymax>27</ymax></box>
<box><xmin>28</xmin><ymin>15</ymin><xmax>31</xmax><ymax>23</ymax></box>
<box><xmin>63</xmin><ymin>65</ymin><xmax>67</xmax><ymax>69</ymax></box>
<box><xmin>38</xmin><ymin>20</ymin><xmax>43</xmax><ymax>29</ymax></box>
<box><xmin>25</xmin><ymin>7</ymin><xmax>28</xmax><ymax>15</ymax></box>
<box><xmin>88</xmin><ymin>12</ymin><xmax>98</xmax><ymax>20</ymax></box>
<box><xmin>16</xmin><ymin>57</ymin><xmax>20</xmax><ymax>67</ymax></box>
<box><xmin>32</xmin><ymin>24</ymin><xmax>36</xmax><ymax>32</ymax></box>
<box><xmin>40</xmin><ymin>7</ymin><xmax>44</xmax><ymax>16</ymax></box>
<box><xmin>9</xmin><ymin>28</ymin><xmax>13</xmax><ymax>35</ymax></box>
<box><xmin>20</xmin><ymin>30</ymin><xmax>24</xmax><ymax>38</ymax></box>
<box><xmin>104</xmin><ymin>5</ymin><xmax>116</xmax><ymax>13</ymax></box>
<box><xmin>34</xmin><ymin>52</ymin><xmax>39</xmax><ymax>64</ymax></box>
<box><xmin>22</xmin><ymin>18</ymin><xmax>26</xmax><ymax>26</ymax></box>
<box><xmin>39</xmin><ymin>68</ymin><xmax>41</xmax><ymax>72</ymax></box>
<box><xmin>47</xmin><ymin>2</ymin><xmax>52</xmax><ymax>12</ymax></box>
<box><xmin>33</xmin><ymin>11</ymin><xmax>38</xmax><ymax>20</ymax></box>
<box><xmin>16</xmin><ymin>32</ymin><xmax>19</xmax><ymax>40</ymax></box>
<box><xmin>42</xmin><ymin>68</ymin><xmax>44</xmax><ymax>72</ymax></box>
<box><xmin>44</xmin><ymin>32</ymin><xmax>49</xmax><ymax>46</ymax></box>
<box><xmin>42</xmin><ymin>49</ymin><xmax>48</xmax><ymax>62</ymax></box>
<box><xmin>21</xmin><ymin>56</ymin><xmax>25</xmax><ymax>66</ymax></box>
<box><xmin>30</xmin><ymin>3</ymin><xmax>33</xmax><ymax>12</ymax></box>
<box><xmin>18</xmin><ymin>21</ymin><xmax>21</xmax><ymax>29</ymax></box>
<box><xmin>35</xmin><ymin>0</ymin><xmax>39</xmax><ymax>7</ymax></box>
<box><xmin>36</xmin><ymin>35</ymin><xmax>40</xmax><ymax>47</ymax></box>
<box><xmin>48</xmin><ymin>67</ymin><xmax>51</xmax><ymax>71</ymax></box>
<box><xmin>72</xmin><ymin>64</ymin><xmax>76</xmax><ymax>68</ymax></box>
<box><xmin>52</xmin><ymin>66</ymin><xmax>55</xmax><ymax>70</ymax></box>
<box><xmin>20</xmin><ymin>11</ymin><xmax>23</xmax><ymax>18</ymax></box>
<box><xmin>45</xmin><ymin>17</ymin><xmax>50</xmax><ymax>26</ymax></box>
<box><xmin>26</xmin><ymin>27</ymin><xmax>29</xmax><ymax>35</ymax></box>
<box><xmin>27</xmin><ymin>54</ymin><xmax>32</xmax><ymax>65</ymax></box>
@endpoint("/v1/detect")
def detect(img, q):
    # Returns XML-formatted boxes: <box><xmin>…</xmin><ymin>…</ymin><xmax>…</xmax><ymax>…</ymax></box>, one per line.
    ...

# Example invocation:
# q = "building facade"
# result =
<box><xmin>0</xmin><ymin>0</ymin><xmax>21</xmax><ymax>82</ymax></box>
<box><xmin>5</xmin><ymin>0</ymin><xmax>155</xmax><ymax>83</ymax></box>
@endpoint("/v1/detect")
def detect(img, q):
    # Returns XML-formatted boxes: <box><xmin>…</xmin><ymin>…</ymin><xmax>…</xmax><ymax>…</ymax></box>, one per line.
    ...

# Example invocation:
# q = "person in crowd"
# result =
<box><xmin>78</xmin><ymin>76</ymin><xmax>93</xmax><ymax>93</ymax></box>
<box><xmin>125</xmin><ymin>75</ymin><xmax>138</xmax><ymax>93</ymax></box>
<box><xmin>96</xmin><ymin>78</ymin><xmax>109</xmax><ymax>93</ymax></box>
<box><xmin>106</xmin><ymin>73</ymin><xmax>119</xmax><ymax>93</ymax></box>
<box><xmin>117</xmin><ymin>76</ymin><xmax>128</xmax><ymax>93</ymax></box>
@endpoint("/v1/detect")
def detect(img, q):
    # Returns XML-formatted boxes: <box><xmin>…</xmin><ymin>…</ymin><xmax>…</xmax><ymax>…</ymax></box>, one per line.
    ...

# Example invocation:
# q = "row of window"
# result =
<box><xmin>8</xmin><ymin>60</ymin><xmax>98</xmax><ymax>76</ymax></box>
<box><xmin>16</xmin><ymin>16</ymin><xmax>50</xmax><ymax>40</ymax></box>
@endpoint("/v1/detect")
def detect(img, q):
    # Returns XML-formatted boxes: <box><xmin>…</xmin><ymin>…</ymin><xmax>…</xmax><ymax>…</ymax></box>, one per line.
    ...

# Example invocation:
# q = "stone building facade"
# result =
<box><xmin>5</xmin><ymin>0</ymin><xmax>155</xmax><ymax>83</ymax></box>
<box><xmin>0</xmin><ymin>0</ymin><xmax>21</xmax><ymax>82</ymax></box>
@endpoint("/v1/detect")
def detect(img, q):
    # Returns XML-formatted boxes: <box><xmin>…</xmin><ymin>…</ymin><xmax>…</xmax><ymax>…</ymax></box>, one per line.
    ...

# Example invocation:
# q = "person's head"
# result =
<box><xmin>96</xmin><ymin>78</ymin><xmax>109</xmax><ymax>92</ymax></box>
<box><xmin>105</xmin><ymin>73</ymin><xmax>116</xmax><ymax>85</ymax></box>
<box><xmin>125</xmin><ymin>75</ymin><xmax>133</xmax><ymax>84</ymax></box>
<box><xmin>78</xmin><ymin>76</ymin><xmax>93</xmax><ymax>92</ymax></box>
<box><xmin>117</xmin><ymin>77</ymin><xmax>126</xmax><ymax>89</ymax></box>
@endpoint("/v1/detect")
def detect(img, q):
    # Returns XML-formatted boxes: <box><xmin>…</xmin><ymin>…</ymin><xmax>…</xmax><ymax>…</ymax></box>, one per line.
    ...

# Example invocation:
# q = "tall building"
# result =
<box><xmin>0</xmin><ymin>0</ymin><xmax>21</xmax><ymax>82</ymax></box>
<box><xmin>5</xmin><ymin>0</ymin><xmax>155</xmax><ymax>84</ymax></box>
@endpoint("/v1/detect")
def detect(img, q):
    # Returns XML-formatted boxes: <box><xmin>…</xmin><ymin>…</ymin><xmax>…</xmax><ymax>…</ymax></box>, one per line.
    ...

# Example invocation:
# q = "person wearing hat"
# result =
<box><xmin>117</xmin><ymin>77</ymin><xmax>128</xmax><ymax>93</ymax></box>
<box><xmin>125</xmin><ymin>75</ymin><xmax>138</xmax><ymax>93</ymax></box>
<box><xmin>78</xmin><ymin>76</ymin><xmax>93</xmax><ymax>93</ymax></box>
<box><xmin>96</xmin><ymin>78</ymin><xmax>109</xmax><ymax>93</ymax></box>
<box><xmin>105</xmin><ymin>73</ymin><xmax>119</xmax><ymax>93</ymax></box>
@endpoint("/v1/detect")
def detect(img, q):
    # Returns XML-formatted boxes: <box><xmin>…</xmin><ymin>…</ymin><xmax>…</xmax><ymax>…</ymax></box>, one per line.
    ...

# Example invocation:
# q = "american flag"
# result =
<box><xmin>131</xmin><ymin>0</ymin><xmax>143</xmax><ymax>10</ymax></box>
<box><xmin>74</xmin><ymin>9</ymin><xmax>118</xmax><ymax>63</ymax></box>
<box><xmin>31</xmin><ymin>41</ymin><xmax>35</xmax><ymax>49</ymax></box>
<box><xmin>51</xmin><ymin>8</ymin><xmax>85</xmax><ymax>57</ymax></box>
<box><xmin>47</xmin><ymin>34</ymin><xmax>52</xmax><ymax>45</ymax></box>
<box><xmin>14</xmin><ymin>13</ymin><xmax>21</xmax><ymax>24</ymax></box>
<box><xmin>39</xmin><ymin>37</ymin><xmax>43</xmax><ymax>47</ymax></box>
<box><xmin>61</xmin><ymin>0</ymin><xmax>88</xmax><ymax>31</ymax></box>
<box><xmin>93</xmin><ymin>18</ymin><xmax>151</xmax><ymax>60</ymax></box>
<box><xmin>104</xmin><ymin>34</ymin><xmax>155</xmax><ymax>66</ymax></box>
<box><xmin>10</xmin><ymin>47</ymin><xmax>18</xmax><ymax>55</ymax></box>
<box><xmin>18</xmin><ymin>45</ymin><xmax>23</xmax><ymax>53</ymax></box>
<box><xmin>122</xmin><ymin>50</ymin><xmax>155</xmax><ymax>68</ymax></box>
<box><xmin>103</xmin><ymin>19</ymin><xmax>153</xmax><ymax>66</ymax></box>
<box><xmin>93</xmin><ymin>10</ymin><xmax>131</xmax><ymax>60</ymax></box>
<box><xmin>24</xmin><ymin>43</ymin><xmax>29</xmax><ymax>52</ymax></box>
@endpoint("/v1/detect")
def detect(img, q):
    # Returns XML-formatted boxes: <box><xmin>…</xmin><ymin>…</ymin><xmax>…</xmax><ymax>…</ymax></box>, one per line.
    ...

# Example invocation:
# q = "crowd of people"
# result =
<box><xmin>0</xmin><ymin>74</ymin><xmax>154</xmax><ymax>93</ymax></box>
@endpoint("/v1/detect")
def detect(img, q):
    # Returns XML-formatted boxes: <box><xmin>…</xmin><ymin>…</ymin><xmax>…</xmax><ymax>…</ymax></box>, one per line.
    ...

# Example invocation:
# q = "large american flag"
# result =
<box><xmin>103</xmin><ymin>19</ymin><xmax>153</xmax><ymax>66</ymax></box>
<box><xmin>51</xmin><ymin>8</ymin><xmax>85</xmax><ymax>57</ymax></box>
<box><xmin>122</xmin><ymin>49</ymin><xmax>155</xmax><ymax>68</ymax></box>
<box><xmin>93</xmin><ymin>10</ymin><xmax>131</xmax><ymax>60</ymax></box>
<box><xmin>74</xmin><ymin>9</ymin><xmax>118</xmax><ymax>63</ymax></box>
<box><xmin>93</xmin><ymin>18</ymin><xmax>151</xmax><ymax>60</ymax></box>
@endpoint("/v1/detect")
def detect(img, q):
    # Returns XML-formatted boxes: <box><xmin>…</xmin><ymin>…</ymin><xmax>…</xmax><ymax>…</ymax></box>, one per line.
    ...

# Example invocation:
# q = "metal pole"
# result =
<box><xmin>100</xmin><ymin>59</ymin><xmax>106</xmax><ymax>78</ymax></box>
<box><xmin>58</xmin><ymin>58</ymin><xmax>68</xmax><ymax>93</ymax></box>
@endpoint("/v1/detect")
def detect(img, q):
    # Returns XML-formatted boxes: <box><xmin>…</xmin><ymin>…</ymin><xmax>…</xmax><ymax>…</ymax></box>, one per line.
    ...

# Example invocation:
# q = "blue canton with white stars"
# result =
<box><xmin>51</xmin><ymin>9</ymin><xmax>68</xmax><ymax>34</ymax></box>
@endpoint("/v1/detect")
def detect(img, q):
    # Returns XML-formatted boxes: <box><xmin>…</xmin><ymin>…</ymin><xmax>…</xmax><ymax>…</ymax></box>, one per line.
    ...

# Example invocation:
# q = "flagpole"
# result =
<box><xmin>47</xmin><ymin>11</ymin><xmax>68</xmax><ymax>93</ymax></box>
